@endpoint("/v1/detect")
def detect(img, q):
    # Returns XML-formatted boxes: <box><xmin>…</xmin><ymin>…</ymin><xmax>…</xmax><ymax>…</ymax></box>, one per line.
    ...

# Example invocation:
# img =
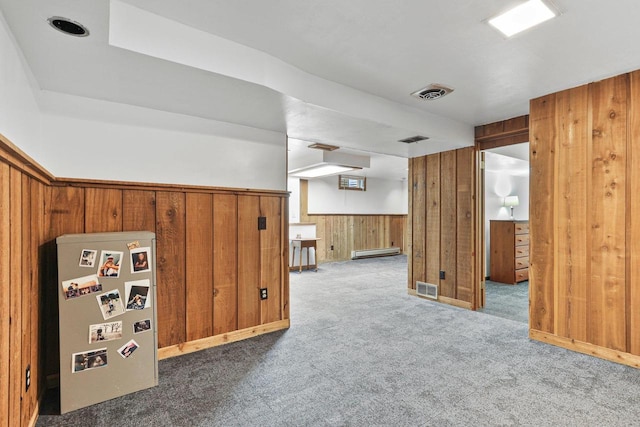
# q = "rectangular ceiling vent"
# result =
<box><xmin>307</xmin><ymin>142</ymin><xmax>340</xmax><ymax>151</ymax></box>
<box><xmin>398</xmin><ymin>135</ymin><xmax>430</xmax><ymax>144</ymax></box>
<box><xmin>416</xmin><ymin>281</ymin><xmax>438</xmax><ymax>300</ymax></box>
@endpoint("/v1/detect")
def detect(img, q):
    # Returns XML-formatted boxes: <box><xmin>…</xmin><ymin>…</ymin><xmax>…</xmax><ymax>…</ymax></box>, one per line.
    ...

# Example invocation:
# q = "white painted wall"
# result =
<box><xmin>288</xmin><ymin>177</ymin><xmax>301</xmax><ymax>222</ymax></box>
<box><xmin>484</xmin><ymin>171</ymin><xmax>530</xmax><ymax>276</ymax></box>
<box><xmin>1</xmin><ymin>10</ymin><xmax>287</xmax><ymax>191</ymax></box>
<box><xmin>0</xmin><ymin>11</ymin><xmax>42</xmax><ymax>159</ymax></box>
<box><xmin>308</xmin><ymin>176</ymin><xmax>408</xmax><ymax>215</ymax></box>
<box><xmin>40</xmin><ymin>110</ymin><xmax>286</xmax><ymax>190</ymax></box>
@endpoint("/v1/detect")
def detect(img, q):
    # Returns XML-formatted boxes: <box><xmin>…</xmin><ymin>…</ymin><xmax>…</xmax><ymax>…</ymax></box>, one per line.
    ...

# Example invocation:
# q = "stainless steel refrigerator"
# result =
<box><xmin>56</xmin><ymin>231</ymin><xmax>158</xmax><ymax>413</ymax></box>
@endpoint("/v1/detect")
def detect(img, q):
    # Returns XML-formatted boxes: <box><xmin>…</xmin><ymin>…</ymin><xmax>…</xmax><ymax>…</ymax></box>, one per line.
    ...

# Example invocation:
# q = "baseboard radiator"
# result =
<box><xmin>351</xmin><ymin>247</ymin><xmax>401</xmax><ymax>260</ymax></box>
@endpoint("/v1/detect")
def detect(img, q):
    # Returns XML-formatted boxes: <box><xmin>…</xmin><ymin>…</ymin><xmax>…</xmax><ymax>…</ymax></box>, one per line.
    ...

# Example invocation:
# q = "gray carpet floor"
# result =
<box><xmin>478</xmin><ymin>279</ymin><xmax>529</xmax><ymax>324</ymax></box>
<box><xmin>37</xmin><ymin>255</ymin><xmax>640</xmax><ymax>426</ymax></box>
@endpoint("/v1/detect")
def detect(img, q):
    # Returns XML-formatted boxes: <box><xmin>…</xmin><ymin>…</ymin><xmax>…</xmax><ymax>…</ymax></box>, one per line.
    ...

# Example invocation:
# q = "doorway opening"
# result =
<box><xmin>478</xmin><ymin>142</ymin><xmax>529</xmax><ymax>323</ymax></box>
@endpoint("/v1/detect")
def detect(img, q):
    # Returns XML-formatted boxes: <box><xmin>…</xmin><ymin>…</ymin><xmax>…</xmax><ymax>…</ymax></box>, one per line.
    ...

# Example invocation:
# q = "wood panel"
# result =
<box><xmin>46</xmin><ymin>186</ymin><xmax>86</xmax><ymax>236</ymax></box>
<box><xmin>155</xmin><ymin>191</ymin><xmax>186</xmax><ymax>348</ymax></box>
<box><xmin>555</xmin><ymin>85</ymin><xmax>589</xmax><ymax>341</ymax></box>
<box><xmin>425</xmin><ymin>155</ymin><xmax>440</xmax><ymax>286</ymax></box>
<box><xmin>260</xmin><ymin>196</ymin><xmax>282</xmax><ymax>324</ymax></box>
<box><xmin>630</xmin><ymin>70</ymin><xmax>640</xmax><ymax>355</ymax></box>
<box><xmin>456</xmin><ymin>147</ymin><xmax>474</xmax><ymax>303</ymax></box>
<box><xmin>528</xmin><ymin>69</ymin><xmax>640</xmax><ymax>366</ymax></box>
<box><xmin>43</xmin><ymin>185</ymin><xmax>86</xmax><ymax>383</ymax></box>
<box><xmin>122</xmin><ymin>190</ymin><xmax>156</xmax><ymax>232</ymax></box>
<box><xmin>411</xmin><ymin>156</ymin><xmax>426</xmax><ymax>287</ymax></box>
<box><xmin>407</xmin><ymin>157</ymin><xmax>414</xmax><ymax>289</ymax></box>
<box><xmin>281</xmin><ymin>198</ymin><xmax>290</xmax><ymax>320</ymax></box>
<box><xmin>185</xmin><ymin>193</ymin><xmax>214</xmax><ymax>341</ymax></box>
<box><xmin>588</xmin><ymin>75</ymin><xmax>627</xmax><ymax>351</ymax></box>
<box><xmin>84</xmin><ymin>188</ymin><xmax>123</xmax><ymax>233</ymax></box>
<box><xmin>237</xmin><ymin>195</ymin><xmax>260</xmax><ymax>329</ymax></box>
<box><xmin>29</xmin><ymin>180</ymin><xmax>44</xmax><ymax>423</ymax></box>
<box><xmin>0</xmin><ymin>162</ymin><xmax>9</xmax><ymax>427</ymax></box>
<box><xmin>20</xmin><ymin>174</ymin><xmax>31</xmax><ymax>427</ymax></box>
<box><xmin>440</xmin><ymin>151</ymin><xmax>457</xmax><ymax>298</ymax></box>
<box><xmin>9</xmin><ymin>168</ymin><xmax>22</xmax><ymax>427</ymax></box>
<box><xmin>529</xmin><ymin>93</ymin><xmax>557</xmax><ymax>333</ymax></box>
<box><xmin>213</xmin><ymin>194</ymin><xmax>238</xmax><ymax>335</ymax></box>
<box><xmin>475</xmin><ymin>115</ymin><xmax>529</xmax><ymax>150</ymax></box>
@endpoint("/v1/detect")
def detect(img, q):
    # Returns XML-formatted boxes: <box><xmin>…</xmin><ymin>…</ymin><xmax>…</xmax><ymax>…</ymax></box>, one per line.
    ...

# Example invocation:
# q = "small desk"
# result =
<box><xmin>290</xmin><ymin>238</ymin><xmax>321</xmax><ymax>273</ymax></box>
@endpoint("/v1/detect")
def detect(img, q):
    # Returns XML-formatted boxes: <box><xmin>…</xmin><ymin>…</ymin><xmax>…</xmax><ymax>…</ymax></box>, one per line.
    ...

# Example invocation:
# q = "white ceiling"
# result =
<box><xmin>2</xmin><ymin>0</ymin><xmax>640</xmax><ymax>180</ymax></box>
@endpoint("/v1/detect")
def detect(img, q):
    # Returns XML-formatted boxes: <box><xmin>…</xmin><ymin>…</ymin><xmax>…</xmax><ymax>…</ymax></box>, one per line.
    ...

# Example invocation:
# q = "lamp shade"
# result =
<box><xmin>503</xmin><ymin>195</ymin><xmax>520</xmax><ymax>207</ymax></box>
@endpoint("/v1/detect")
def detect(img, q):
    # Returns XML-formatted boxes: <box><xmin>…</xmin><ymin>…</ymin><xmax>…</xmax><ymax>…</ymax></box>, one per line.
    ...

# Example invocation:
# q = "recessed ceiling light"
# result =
<box><xmin>488</xmin><ymin>0</ymin><xmax>557</xmax><ymax>37</ymax></box>
<box><xmin>47</xmin><ymin>16</ymin><xmax>90</xmax><ymax>37</ymax></box>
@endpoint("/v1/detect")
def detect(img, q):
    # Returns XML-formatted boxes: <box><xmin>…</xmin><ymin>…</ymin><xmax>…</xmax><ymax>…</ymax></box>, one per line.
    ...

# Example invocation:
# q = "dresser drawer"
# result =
<box><xmin>515</xmin><ymin>234</ymin><xmax>529</xmax><ymax>246</ymax></box>
<box><xmin>515</xmin><ymin>246</ymin><xmax>529</xmax><ymax>257</ymax></box>
<box><xmin>515</xmin><ymin>222</ymin><xmax>529</xmax><ymax>234</ymax></box>
<box><xmin>515</xmin><ymin>256</ymin><xmax>529</xmax><ymax>270</ymax></box>
<box><xmin>515</xmin><ymin>268</ymin><xmax>529</xmax><ymax>282</ymax></box>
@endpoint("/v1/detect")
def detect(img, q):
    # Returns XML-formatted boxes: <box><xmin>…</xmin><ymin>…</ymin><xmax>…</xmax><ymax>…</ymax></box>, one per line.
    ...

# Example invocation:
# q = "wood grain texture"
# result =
<box><xmin>456</xmin><ymin>147</ymin><xmax>474</xmax><ymax>303</ymax></box>
<box><xmin>237</xmin><ymin>195</ymin><xmax>260</xmax><ymax>329</ymax></box>
<box><xmin>84</xmin><ymin>188</ymin><xmax>122</xmax><ymax>233</ymax></box>
<box><xmin>407</xmin><ymin>158</ymin><xmax>414</xmax><ymax>289</ymax></box>
<box><xmin>9</xmin><ymin>167</ymin><xmax>22</xmax><ymax>427</ymax></box>
<box><xmin>185</xmin><ymin>193</ymin><xmax>214</xmax><ymax>341</ymax></box>
<box><xmin>588</xmin><ymin>75</ymin><xmax>627</xmax><ymax>351</ymax></box>
<box><xmin>281</xmin><ymin>198</ymin><xmax>290</xmax><ymax>320</ymax></box>
<box><xmin>46</xmin><ymin>186</ymin><xmax>85</xmax><ymax>237</ymax></box>
<box><xmin>0</xmin><ymin>162</ymin><xmax>10</xmax><ymax>427</ymax></box>
<box><xmin>122</xmin><ymin>190</ymin><xmax>156</xmax><ymax>232</ymax></box>
<box><xmin>440</xmin><ymin>150</ymin><xmax>457</xmax><ymax>298</ymax></box>
<box><xmin>411</xmin><ymin>156</ymin><xmax>426</xmax><ymax>286</ymax></box>
<box><xmin>630</xmin><ymin>70</ymin><xmax>640</xmax><ymax>355</ymax></box>
<box><xmin>260</xmin><ymin>196</ymin><xmax>282</xmax><ymax>324</ymax></box>
<box><xmin>29</xmin><ymin>180</ymin><xmax>44</xmax><ymax>422</ymax></box>
<box><xmin>529</xmin><ymin>93</ymin><xmax>557</xmax><ymax>333</ymax></box>
<box><xmin>158</xmin><ymin>319</ymin><xmax>290</xmax><ymax>360</ymax></box>
<box><xmin>155</xmin><ymin>191</ymin><xmax>187</xmax><ymax>348</ymax></box>
<box><xmin>213</xmin><ymin>194</ymin><xmax>238</xmax><ymax>335</ymax></box>
<box><xmin>425</xmin><ymin>154</ymin><xmax>440</xmax><ymax>286</ymax></box>
<box><xmin>20</xmin><ymin>174</ymin><xmax>31</xmax><ymax>427</ymax></box>
<box><xmin>0</xmin><ymin>134</ymin><xmax>290</xmax><ymax>425</ymax></box>
<box><xmin>555</xmin><ymin>85</ymin><xmax>589</xmax><ymax>342</ymax></box>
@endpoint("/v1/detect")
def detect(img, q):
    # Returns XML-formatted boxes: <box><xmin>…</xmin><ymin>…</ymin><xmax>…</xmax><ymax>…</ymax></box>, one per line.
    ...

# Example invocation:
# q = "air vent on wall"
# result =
<box><xmin>411</xmin><ymin>84</ymin><xmax>454</xmax><ymax>101</ymax></box>
<box><xmin>416</xmin><ymin>281</ymin><xmax>438</xmax><ymax>300</ymax></box>
<box><xmin>398</xmin><ymin>135</ymin><xmax>429</xmax><ymax>144</ymax></box>
<box><xmin>308</xmin><ymin>143</ymin><xmax>340</xmax><ymax>151</ymax></box>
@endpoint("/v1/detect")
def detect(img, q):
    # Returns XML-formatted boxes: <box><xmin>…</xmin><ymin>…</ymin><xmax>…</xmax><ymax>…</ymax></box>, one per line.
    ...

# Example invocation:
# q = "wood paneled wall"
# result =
<box><xmin>0</xmin><ymin>134</ymin><xmax>290</xmax><ymax>427</ymax></box>
<box><xmin>407</xmin><ymin>147</ymin><xmax>478</xmax><ymax>308</ymax></box>
<box><xmin>308</xmin><ymin>214</ymin><xmax>407</xmax><ymax>262</ymax></box>
<box><xmin>0</xmin><ymin>137</ymin><xmax>50</xmax><ymax>427</ymax></box>
<box><xmin>529</xmin><ymin>70</ymin><xmax>640</xmax><ymax>367</ymax></box>
<box><xmin>299</xmin><ymin>180</ymin><xmax>408</xmax><ymax>263</ymax></box>
<box><xmin>44</xmin><ymin>182</ymin><xmax>289</xmax><ymax>361</ymax></box>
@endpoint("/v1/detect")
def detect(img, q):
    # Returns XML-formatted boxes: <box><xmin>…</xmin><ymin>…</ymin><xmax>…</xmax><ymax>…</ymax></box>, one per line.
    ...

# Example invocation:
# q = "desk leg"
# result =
<box><xmin>298</xmin><ymin>247</ymin><xmax>302</xmax><ymax>274</ymax></box>
<box><xmin>313</xmin><ymin>246</ymin><xmax>318</xmax><ymax>272</ymax></box>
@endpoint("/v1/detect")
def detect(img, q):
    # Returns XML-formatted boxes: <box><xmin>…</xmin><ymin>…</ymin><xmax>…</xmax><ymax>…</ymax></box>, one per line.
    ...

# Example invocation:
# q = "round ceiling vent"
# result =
<box><xmin>410</xmin><ymin>84</ymin><xmax>454</xmax><ymax>101</ymax></box>
<box><xmin>47</xmin><ymin>16</ymin><xmax>90</xmax><ymax>37</ymax></box>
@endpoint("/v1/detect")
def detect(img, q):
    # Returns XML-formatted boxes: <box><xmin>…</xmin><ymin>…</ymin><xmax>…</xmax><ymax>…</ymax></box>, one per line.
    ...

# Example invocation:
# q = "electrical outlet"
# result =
<box><xmin>258</xmin><ymin>216</ymin><xmax>267</xmax><ymax>230</ymax></box>
<box><xmin>260</xmin><ymin>288</ymin><xmax>268</xmax><ymax>300</ymax></box>
<box><xmin>439</xmin><ymin>270</ymin><xmax>445</xmax><ymax>280</ymax></box>
<box><xmin>330</xmin><ymin>245</ymin><xmax>334</xmax><ymax>251</ymax></box>
<box><xmin>25</xmin><ymin>365</ymin><xmax>31</xmax><ymax>392</ymax></box>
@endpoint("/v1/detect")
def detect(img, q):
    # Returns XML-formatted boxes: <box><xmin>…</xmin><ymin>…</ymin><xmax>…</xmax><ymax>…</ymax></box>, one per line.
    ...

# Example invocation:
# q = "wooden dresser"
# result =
<box><xmin>489</xmin><ymin>220</ymin><xmax>529</xmax><ymax>284</ymax></box>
